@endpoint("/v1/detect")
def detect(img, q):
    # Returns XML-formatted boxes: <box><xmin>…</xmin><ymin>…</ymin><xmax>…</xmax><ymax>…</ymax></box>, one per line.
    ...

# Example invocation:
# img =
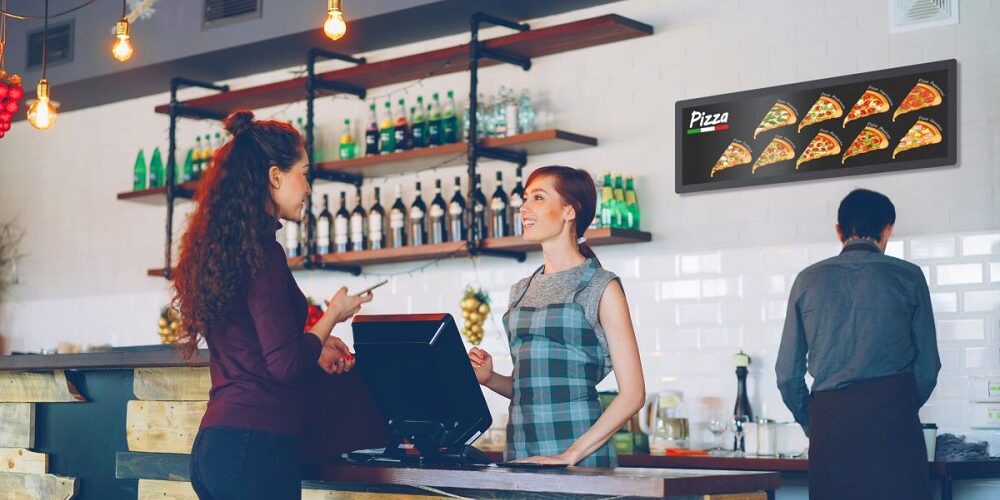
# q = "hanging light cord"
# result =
<box><xmin>122</xmin><ymin>0</ymin><xmax>127</xmax><ymax>19</ymax></box>
<box><xmin>1</xmin><ymin>0</ymin><xmax>98</xmax><ymax>21</ymax></box>
<box><xmin>0</xmin><ymin>0</ymin><xmax>7</xmax><ymax>71</ymax></box>
<box><xmin>41</xmin><ymin>0</ymin><xmax>48</xmax><ymax>80</ymax></box>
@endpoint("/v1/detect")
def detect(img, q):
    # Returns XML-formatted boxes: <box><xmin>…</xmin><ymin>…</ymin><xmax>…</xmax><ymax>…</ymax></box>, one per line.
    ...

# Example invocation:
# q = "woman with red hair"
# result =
<box><xmin>469</xmin><ymin>166</ymin><xmax>645</xmax><ymax>467</ymax></box>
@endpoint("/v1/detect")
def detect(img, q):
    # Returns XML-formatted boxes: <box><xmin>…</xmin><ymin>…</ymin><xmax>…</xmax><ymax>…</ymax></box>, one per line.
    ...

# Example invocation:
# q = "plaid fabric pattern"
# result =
<box><xmin>503</xmin><ymin>260</ymin><xmax>616</xmax><ymax>467</ymax></box>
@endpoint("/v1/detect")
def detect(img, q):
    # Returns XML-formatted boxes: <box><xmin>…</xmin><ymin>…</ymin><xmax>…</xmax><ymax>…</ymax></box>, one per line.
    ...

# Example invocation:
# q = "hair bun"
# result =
<box><xmin>223</xmin><ymin>110</ymin><xmax>255</xmax><ymax>137</ymax></box>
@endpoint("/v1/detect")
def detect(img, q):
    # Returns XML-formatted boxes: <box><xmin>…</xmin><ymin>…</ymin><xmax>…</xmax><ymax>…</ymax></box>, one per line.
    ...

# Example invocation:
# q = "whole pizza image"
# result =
<box><xmin>709</xmin><ymin>77</ymin><xmax>946</xmax><ymax>178</ymax></box>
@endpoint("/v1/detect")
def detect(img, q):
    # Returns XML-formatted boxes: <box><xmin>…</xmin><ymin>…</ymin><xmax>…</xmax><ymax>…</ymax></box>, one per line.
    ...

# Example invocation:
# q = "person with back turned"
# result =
<box><xmin>776</xmin><ymin>188</ymin><xmax>940</xmax><ymax>500</ymax></box>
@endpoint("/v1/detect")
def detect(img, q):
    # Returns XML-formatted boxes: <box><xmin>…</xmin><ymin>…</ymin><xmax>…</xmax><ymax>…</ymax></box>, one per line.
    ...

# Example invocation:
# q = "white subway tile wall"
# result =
<box><xmin>2</xmin><ymin>1</ymin><xmax>999</xmax><ymax>497</ymax></box>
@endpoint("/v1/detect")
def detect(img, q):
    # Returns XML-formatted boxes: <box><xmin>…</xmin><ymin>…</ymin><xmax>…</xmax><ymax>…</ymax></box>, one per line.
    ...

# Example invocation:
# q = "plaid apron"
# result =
<box><xmin>503</xmin><ymin>260</ymin><xmax>616</xmax><ymax>467</ymax></box>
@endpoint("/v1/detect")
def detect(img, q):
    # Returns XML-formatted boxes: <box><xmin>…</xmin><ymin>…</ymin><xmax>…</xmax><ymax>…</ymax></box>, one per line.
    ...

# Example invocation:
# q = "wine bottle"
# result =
<box><xmin>334</xmin><ymin>192</ymin><xmax>350</xmax><ymax>254</ymax></box>
<box><xmin>389</xmin><ymin>185</ymin><xmax>407</xmax><ymax>248</ymax></box>
<box><xmin>369</xmin><ymin>187</ymin><xmax>385</xmax><ymax>250</ymax></box>
<box><xmin>409</xmin><ymin>181</ymin><xmax>428</xmax><ymax>246</ymax></box>
<box><xmin>471</xmin><ymin>174</ymin><xmax>488</xmax><ymax>241</ymax></box>
<box><xmin>300</xmin><ymin>199</ymin><xmax>317</xmax><ymax>257</ymax></box>
<box><xmin>448</xmin><ymin>176</ymin><xmax>466</xmax><ymax>242</ymax></box>
<box><xmin>429</xmin><ymin>179</ymin><xmax>448</xmax><ymax>244</ymax></box>
<box><xmin>316</xmin><ymin>194</ymin><xmax>333</xmax><ymax>255</ymax></box>
<box><xmin>490</xmin><ymin>171</ymin><xmax>509</xmax><ymax>238</ymax></box>
<box><xmin>350</xmin><ymin>186</ymin><xmax>367</xmax><ymax>252</ymax></box>
<box><xmin>509</xmin><ymin>166</ymin><xmax>525</xmax><ymax>236</ymax></box>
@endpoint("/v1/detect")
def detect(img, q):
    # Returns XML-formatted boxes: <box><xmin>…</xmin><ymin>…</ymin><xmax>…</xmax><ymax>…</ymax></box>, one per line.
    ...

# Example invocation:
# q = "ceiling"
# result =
<box><xmin>1</xmin><ymin>0</ymin><xmax>623</xmax><ymax>115</ymax></box>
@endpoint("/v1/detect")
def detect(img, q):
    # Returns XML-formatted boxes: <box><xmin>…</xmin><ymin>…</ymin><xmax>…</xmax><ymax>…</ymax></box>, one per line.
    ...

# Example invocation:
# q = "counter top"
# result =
<box><xmin>0</xmin><ymin>345</ymin><xmax>206</xmax><ymax>371</ymax></box>
<box><xmin>318</xmin><ymin>461</ymin><xmax>780</xmax><ymax>498</ymax></box>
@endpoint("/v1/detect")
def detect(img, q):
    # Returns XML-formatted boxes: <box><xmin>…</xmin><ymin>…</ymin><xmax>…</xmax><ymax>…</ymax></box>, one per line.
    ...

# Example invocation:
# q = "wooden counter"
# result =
<box><xmin>116</xmin><ymin>450</ymin><xmax>780</xmax><ymax>499</ymax></box>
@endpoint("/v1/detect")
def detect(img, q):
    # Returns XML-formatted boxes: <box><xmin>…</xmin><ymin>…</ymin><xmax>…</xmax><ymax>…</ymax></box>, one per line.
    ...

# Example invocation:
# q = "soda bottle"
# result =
<box><xmin>393</xmin><ymin>98</ymin><xmax>411</xmax><ymax>151</ymax></box>
<box><xmin>625</xmin><ymin>176</ymin><xmax>640</xmax><ymax>230</ymax></box>
<box><xmin>427</xmin><ymin>92</ymin><xmax>443</xmax><ymax>146</ymax></box>
<box><xmin>412</xmin><ymin>96</ymin><xmax>428</xmax><ymax>148</ymax></box>
<box><xmin>379</xmin><ymin>101</ymin><xmax>396</xmax><ymax>154</ymax></box>
<box><xmin>338</xmin><ymin>119</ymin><xmax>357</xmax><ymax>160</ymax></box>
<box><xmin>132</xmin><ymin>150</ymin><xmax>147</xmax><ymax>191</ymax></box>
<box><xmin>443</xmin><ymin>90</ymin><xmax>459</xmax><ymax>143</ymax></box>
<box><xmin>148</xmin><ymin>148</ymin><xmax>165</xmax><ymax>188</ymax></box>
<box><xmin>599</xmin><ymin>172</ymin><xmax>614</xmax><ymax>228</ymax></box>
<box><xmin>364</xmin><ymin>103</ymin><xmax>380</xmax><ymax>156</ymax></box>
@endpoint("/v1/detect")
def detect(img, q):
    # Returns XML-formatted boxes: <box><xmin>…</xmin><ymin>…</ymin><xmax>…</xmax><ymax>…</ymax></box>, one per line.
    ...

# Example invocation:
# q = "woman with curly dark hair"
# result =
<box><xmin>172</xmin><ymin>110</ymin><xmax>372</xmax><ymax>500</ymax></box>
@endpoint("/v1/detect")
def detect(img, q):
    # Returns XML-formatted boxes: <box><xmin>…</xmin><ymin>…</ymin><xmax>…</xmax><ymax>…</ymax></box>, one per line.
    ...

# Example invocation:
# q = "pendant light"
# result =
<box><xmin>26</xmin><ymin>0</ymin><xmax>58</xmax><ymax>130</ymax></box>
<box><xmin>112</xmin><ymin>0</ymin><xmax>133</xmax><ymax>62</ymax></box>
<box><xmin>323</xmin><ymin>0</ymin><xmax>347</xmax><ymax>40</ymax></box>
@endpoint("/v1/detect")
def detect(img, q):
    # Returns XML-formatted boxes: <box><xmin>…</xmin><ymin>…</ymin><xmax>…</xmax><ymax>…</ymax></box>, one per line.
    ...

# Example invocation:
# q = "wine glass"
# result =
<box><xmin>708</xmin><ymin>415</ymin><xmax>728</xmax><ymax>454</ymax></box>
<box><xmin>730</xmin><ymin>415</ymin><xmax>750</xmax><ymax>455</ymax></box>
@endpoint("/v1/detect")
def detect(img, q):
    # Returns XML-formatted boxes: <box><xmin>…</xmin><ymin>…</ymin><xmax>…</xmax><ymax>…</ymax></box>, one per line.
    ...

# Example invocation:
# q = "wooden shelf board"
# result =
<box><xmin>116</xmin><ymin>182</ymin><xmax>198</xmax><ymax>205</ymax></box>
<box><xmin>153</xmin><ymin>15</ymin><xmax>652</xmax><ymax>117</ymax></box>
<box><xmin>316</xmin><ymin>129</ymin><xmax>596</xmax><ymax>178</ymax></box>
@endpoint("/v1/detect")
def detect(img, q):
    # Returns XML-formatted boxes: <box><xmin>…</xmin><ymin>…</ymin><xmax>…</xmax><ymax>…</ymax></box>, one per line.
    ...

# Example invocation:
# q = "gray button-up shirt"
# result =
<box><xmin>775</xmin><ymin>239</ymin><xmax>941</xmax><ymax>434</ymax></box>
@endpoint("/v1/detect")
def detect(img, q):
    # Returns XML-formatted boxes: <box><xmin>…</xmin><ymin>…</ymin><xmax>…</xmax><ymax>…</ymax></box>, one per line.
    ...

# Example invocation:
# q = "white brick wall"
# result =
<box><xmin>2</xmin><ymin>1</ymin><xmax>999</xmax><ymax>497</ymax></box>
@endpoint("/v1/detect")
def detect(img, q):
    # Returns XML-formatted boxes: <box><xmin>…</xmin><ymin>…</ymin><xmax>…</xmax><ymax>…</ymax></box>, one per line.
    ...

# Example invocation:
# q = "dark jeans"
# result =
<box><xmin>190</xmin><ymin>426</ymin><xmax>301</xmax><ymax>500</ymax></box>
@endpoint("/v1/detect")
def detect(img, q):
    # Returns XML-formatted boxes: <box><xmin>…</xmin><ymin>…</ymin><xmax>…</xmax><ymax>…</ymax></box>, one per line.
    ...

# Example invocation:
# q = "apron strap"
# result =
<box><xmin>570</xmin><ymin>259</ymin><xmax>599</xmax><ymax>303</ymax></box>
<box><xmin>510</xmin><ymin>265</ymin><xmax>545</xmax><ymax>309</ymax></box>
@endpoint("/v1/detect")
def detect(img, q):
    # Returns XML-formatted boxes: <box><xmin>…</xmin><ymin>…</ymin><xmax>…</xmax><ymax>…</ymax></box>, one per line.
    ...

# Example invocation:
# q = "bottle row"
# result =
<box><xmin>594</xmin><ymin>172</ymin><xmax>641</xmax><ymax>231</ymax></box>
<box><xmin>284</xmin><ymin>167</ymin><xmax>527</xmax><ymax>257</ymax></box>
<box><xmin>128</xmin><ymin>86</ymin><xmax>540</xmax><ymax>191</ymax></box>
<box><xmin>344</xmin><ymin>86</ymin><xmax>538</xmax><ymax>159</ymax></box>
<box><xmin>131</xmin><ymin>132</ymin><xmax>229</xmax><ymax>190</ymax></box>
<box><xmin>284</xmin><ymin>167</ymin><xmax>644</xmax><ymax>257</ymax></box>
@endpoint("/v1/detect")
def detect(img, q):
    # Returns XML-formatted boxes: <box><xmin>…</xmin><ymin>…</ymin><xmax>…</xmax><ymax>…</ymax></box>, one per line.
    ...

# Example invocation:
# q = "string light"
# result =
<box><xmin>26</xmin><ymin>0</ymin><xmax>58</xmax><ymax>130</ymax></box>
<box><xmin>323</xmin><ymin>0</ymin><xmax>347</xmax><ymax>41</ymax></box>
<box><xmin>112</xmin><ymin>0</ymin><xmax>133</xmax><ymax>62</ymax></box>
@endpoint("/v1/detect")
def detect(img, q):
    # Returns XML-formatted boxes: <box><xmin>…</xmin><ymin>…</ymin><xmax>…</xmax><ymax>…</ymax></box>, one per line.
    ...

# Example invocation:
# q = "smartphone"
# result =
<box><xmin>354</xmin><ymin>279</ymin><xmax>388</xmax><ymax>296</ymax></box>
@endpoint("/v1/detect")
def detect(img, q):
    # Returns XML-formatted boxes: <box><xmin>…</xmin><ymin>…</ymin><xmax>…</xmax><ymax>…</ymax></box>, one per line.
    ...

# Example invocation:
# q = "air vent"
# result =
<box><xmin>26</xmin><ymin>21</ymin><xmax>74</xmax><ymax>70</ymax></box>
<box><xmin>890</xmin><ymin>0</ymin><xmax>959</xmax><ymax>33</ymax></box>
<box><xmin>204</xmin><ymin>0</ymin><xmax>262</xmax><ymax>28</ymax></box>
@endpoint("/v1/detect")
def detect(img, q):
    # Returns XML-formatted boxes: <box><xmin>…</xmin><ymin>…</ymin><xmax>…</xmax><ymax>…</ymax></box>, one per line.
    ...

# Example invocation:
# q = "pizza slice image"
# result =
<box><xmin>843</xmin><ymin>89</ymin><xmax>891</xmax><ymax>127</ymax></box>
<box><xmin>892</xmin><ymin>82</ymin><xmax>943</xmax><ymax>121</ymax></box>
<box><xmin>710</xmin><ymin>140</ymin><xmax>753</xmax><ymax>178</ymax></box>
<box><xmin>752</xmin><ymin>137</ymin><xmax>796</xmax><ymax>173</ymax></box>
<box><xmin>842</xmin><ymin>125</ymin><xmax>889</xmax><ymax>164</ymax></box>
<box><xmin>892</xmin><ymin>119</ymin><xmax>942</xmax><ymax>159</ymax></box>
<box><xmin>796</xmin><ymin>131</ymin><xmax>842</xmax><ymax>168</ymax></box>
<box><xmin>753</xmin><ymin>102</ymin><xmax>798</xmax><ymax>138</ymax></box>
<box><xmin>798</xmin><ymin>95</ymin><xmax>844</xmax><ymax>132</ymax></box>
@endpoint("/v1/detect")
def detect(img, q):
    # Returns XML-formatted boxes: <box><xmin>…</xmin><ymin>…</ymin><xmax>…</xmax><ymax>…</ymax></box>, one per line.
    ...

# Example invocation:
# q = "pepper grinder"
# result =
<box><xmin>732</xmin><ymin>351</ymin><xmax>754</xmax><ymax>453</ymax></box>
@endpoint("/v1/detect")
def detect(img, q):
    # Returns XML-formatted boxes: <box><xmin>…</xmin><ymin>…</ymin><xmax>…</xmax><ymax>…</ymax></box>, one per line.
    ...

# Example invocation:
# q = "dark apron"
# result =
<box><xmin>809</xmin><ymin>371</ymin><xmax>931</xmax><ymax>500</ymax></box>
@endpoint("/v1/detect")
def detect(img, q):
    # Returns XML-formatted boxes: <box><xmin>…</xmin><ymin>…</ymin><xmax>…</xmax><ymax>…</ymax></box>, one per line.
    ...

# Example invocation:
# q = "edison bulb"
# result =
<box><xmin>324</xmin><ymin>9</ymin><xmax>346</xmax><ymax>40</ymax></box>
<box><xmin>112</xmin><ymin>19</ymin><xmax>134</xmax><ymax>62</ymax></box>
<box><xmin>27</xmin><ymin>80</ymin><xmax>59</xmax><ymax>130</ymax></box>
<box><xmin>113</xmin><ymin>36</ymin><xmax>134</xmax><ymax>61</ymax></box>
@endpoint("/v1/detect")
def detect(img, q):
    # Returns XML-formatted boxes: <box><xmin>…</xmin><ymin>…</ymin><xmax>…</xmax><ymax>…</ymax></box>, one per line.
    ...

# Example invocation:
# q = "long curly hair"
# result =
<box><xmin>171</xmin><ymin>110</ymin><xmax>303</xmax><ymax>358</ymax></box>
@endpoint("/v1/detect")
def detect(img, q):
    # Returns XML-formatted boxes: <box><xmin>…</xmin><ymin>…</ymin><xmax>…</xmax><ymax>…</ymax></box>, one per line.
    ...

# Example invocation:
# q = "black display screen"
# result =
<box><xmin>675</xmin><ymin>59</ymin><xmax>957</xmax><ymax>193</ymax></box>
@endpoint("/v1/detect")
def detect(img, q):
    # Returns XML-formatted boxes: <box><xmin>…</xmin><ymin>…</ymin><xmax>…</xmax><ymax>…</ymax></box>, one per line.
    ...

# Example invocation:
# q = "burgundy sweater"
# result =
<box><xmin>199</xmin><ymin>234</ymin><xmax>322</xmax><ymax>437</ymax></box>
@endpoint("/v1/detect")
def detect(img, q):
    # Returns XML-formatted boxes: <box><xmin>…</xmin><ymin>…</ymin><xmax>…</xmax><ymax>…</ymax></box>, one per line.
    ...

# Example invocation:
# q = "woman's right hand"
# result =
<box><xmin>323</xmin><ymin>286</ymin><xmax>373</xmax><ymax>325</ymax></box>
<box><xmin>468</xmin><ymin>347</ymin><xmax>494</xmax><ymax>385</ymax></box>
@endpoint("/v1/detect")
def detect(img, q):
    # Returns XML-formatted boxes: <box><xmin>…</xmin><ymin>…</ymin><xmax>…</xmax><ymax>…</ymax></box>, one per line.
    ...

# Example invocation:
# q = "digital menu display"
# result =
<box><xmin>675</xmin><ymin>59</ymin><xmax>957</xmax><ymax>193</ymax></box>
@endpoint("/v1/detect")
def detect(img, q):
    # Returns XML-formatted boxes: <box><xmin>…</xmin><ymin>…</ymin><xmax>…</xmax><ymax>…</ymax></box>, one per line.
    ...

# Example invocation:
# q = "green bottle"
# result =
<box><xmin>624</xmin><ymin>176</ymin><xmax>639</xmax><ymax>230</ymax></box>
<box><xmin>591</xmin><ymin>174</ymin><xmax>602</xmax><ymax>229</ymax></box>
<box><xmin>182</xmin><ymin>148</ymin><xmax>194</xmax><ymax>183</ymax></box>
<box><xmin>600</xmin><ymin>172</ymin><xmax>614</xmax><ymax>228</ymax></box>
<box><xmin>443</xmin><ymin>90</ymin><xmax>458</xmax><ymax>144</ymax></box>
<box><xmin>149</xmin><ymin>148</ymin><xmax>165</xmax><ymax>188</ymax></box>
<box><xmin>132</xmin><ymin>150</ymin><xmax>147</xmax><ymax>191</ymax></box>
<box><xmin>613</xmin><ymin>175</ymin><xmax>627</xmax><ymax>229</ymax></box>
<box><xmin>338</xmin><ymin>119</ymin><xmax>357</xmax><ymax>160</ymax></box>
<box><xmin>412</xmin><ymin>96</ymin><xmax>428</xmax><ymax>148</ymax></box>
<box><xmin>379</xmin><ymin>100</ymin><xmax>396</xmax><ymax>154</ymax></box>
<box><xmin>428</xmin><ymin>92</ymin><xmax>443</xmax><ymax>146</ymax></box>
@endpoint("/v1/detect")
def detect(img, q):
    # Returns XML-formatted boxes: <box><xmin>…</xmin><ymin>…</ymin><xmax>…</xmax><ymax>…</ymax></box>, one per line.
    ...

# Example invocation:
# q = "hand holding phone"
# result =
<box><xmin>354</xmin><ymin>279</ymin><xmax>388</xmax><ymax>296</ymax></box>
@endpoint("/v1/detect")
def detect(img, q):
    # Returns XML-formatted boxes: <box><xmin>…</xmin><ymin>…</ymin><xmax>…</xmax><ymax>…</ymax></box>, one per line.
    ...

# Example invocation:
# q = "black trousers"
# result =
<box><xmin>190</xmin><ymin>426</ymin><xmax>302</xmax><ymax>500</ymax></box>
<box><xmin>809</xmin><ymin>372</ymin><xmax>931</xmax><ymax>500</ymax></box>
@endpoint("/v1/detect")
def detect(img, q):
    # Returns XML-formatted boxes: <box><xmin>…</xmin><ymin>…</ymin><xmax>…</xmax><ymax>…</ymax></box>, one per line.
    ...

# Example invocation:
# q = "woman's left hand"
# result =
<box><xmin>318</xmin><ymin>336</ymin><xmax>355</xmax><ymax>374</ymax></box>
<box><xmin>511</xmin><ymin>452</ymin><xmax>577</xmax><ymax>466</ymax></box>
